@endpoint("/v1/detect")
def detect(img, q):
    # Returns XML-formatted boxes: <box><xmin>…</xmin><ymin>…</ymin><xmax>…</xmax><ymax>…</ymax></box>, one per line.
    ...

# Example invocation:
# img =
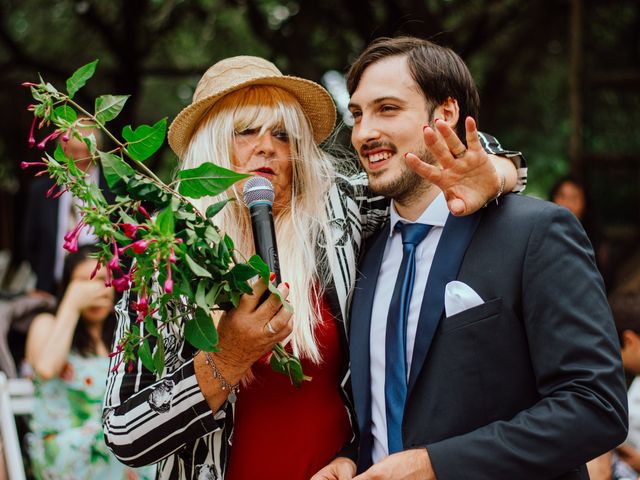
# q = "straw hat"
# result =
<box><xmin>168</xmin><ymin>56</ymin><xmax>337</xmax><ymax>157</ymax></box>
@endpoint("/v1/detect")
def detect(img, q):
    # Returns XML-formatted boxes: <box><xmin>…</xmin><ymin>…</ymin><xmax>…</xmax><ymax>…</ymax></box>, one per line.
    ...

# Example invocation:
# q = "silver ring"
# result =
<box><xmin>266</xmin><ymin>321</ymin><xmax>277</xmax><ymax>335</ymax></box>
<box><xmin>452</xmin><ymin>148</ymin><xmax>467</xmax><ymax>159</ymax></box>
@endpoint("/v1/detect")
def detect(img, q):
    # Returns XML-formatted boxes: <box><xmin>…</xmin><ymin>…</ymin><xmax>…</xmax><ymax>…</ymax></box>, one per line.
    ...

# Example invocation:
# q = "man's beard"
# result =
<box><xmin>368</xmin><ymin>147</ymin><xmax>435</xmax><ymax>204</ymax></box>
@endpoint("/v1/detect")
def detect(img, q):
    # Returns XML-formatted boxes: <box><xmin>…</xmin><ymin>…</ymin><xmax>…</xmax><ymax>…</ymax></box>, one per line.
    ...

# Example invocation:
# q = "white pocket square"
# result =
<box><xmin>445</xmin><ymin>281</ymin><xmax>484</xmax><ymax>317</ymax></box>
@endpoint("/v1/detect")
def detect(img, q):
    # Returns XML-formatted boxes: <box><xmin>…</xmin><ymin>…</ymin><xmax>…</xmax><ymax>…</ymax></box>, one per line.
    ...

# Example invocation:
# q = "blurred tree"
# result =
<box><xmin>1</xmin><ymin>0</ymin><xmax>638</xmax><ymax>285</ymax></box>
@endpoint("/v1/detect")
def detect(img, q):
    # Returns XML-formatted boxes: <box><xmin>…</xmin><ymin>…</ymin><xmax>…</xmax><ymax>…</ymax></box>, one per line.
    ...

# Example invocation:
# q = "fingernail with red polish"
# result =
<box><xmin>284</xmin><ymin>282</ymin><xmax>290</xmax><ymax>289</ymax></box>
<box><xmin>269</xmin><ymin>272</ymin><xmax>276</xmax><ymax>282</ymax></box>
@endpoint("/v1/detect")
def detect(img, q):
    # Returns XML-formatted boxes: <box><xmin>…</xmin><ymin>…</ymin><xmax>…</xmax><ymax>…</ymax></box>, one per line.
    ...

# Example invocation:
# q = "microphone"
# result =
<box><xmin>242</xmin><ymin>176</ymin><xmax>281</xmax><ymax>285</ymax></box>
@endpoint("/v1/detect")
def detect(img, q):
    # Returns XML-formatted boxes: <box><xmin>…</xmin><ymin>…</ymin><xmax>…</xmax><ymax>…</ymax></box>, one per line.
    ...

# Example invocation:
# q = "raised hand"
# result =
<box><xmin>405</xmin><ymin>117</ymin><xmax>503</xmax><ymax>216</ymax></box>
<box><xmin>64</xmin><ymin>278</ymin><xmax>114</xmax><ymax>312</ymax></box>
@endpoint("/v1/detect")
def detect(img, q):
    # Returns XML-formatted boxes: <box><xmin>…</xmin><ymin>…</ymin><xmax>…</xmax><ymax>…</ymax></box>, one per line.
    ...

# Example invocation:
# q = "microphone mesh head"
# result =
<box><xmin>242</xmin><ymin>176</ymin><xmax>275</xmax><ymax>207</ymax></box>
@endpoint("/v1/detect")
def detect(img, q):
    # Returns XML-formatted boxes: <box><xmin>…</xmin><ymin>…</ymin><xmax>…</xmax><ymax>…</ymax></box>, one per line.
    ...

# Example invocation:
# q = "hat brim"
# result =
<box><xmin>168</xmin><ymin>75</ymin><xmax>337</xmax><ymax>158</ymax></box>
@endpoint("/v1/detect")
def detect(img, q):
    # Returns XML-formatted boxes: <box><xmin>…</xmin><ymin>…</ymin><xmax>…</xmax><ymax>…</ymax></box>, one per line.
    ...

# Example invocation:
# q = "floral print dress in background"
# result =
<box><xmin>27</xmin><ymin>352</ymin><xmax>155</xmax><ymax>480</ymax></box>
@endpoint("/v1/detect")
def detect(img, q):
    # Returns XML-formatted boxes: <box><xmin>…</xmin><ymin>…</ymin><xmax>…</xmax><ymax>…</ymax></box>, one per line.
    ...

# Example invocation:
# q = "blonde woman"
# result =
<box><xmin>103</xmin><ymin>56</ymin><xmax>523</xmax><ymax>480</ymax></box>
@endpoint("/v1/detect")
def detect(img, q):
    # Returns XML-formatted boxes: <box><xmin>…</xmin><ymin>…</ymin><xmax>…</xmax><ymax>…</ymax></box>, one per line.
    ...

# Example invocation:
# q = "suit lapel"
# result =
<box><xmin>349</xmin><ymin>223</ymin><xmax>389</xmax><ymax>469</ymax></box>
<box><xmin>407</xmin><ymin>211</ymin><xmax>482</xmax><ymax>395</ymax></box>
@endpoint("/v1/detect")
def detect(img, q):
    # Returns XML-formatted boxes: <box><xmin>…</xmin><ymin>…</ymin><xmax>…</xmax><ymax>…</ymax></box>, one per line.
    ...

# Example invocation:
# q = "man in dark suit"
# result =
<box><xmin>24</xmin><ymin>123</ymin><xmax>114</xmax><ymax>294</ymax></box>
<box><xmin>318</xmin><ymin>37</ymin><xmax>627</xmax><ymax>480</ymax></box>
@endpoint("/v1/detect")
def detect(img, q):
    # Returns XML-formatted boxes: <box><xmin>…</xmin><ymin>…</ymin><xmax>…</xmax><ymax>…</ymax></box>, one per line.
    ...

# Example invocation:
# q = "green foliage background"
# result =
<box><xmin>1</xmin><ymin>0</ymin><xmax>639</xmax><ymax>286</ymax></box>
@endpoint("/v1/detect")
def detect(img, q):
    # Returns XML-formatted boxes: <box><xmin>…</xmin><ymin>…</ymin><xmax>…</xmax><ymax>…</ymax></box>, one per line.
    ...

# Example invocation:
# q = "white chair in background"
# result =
<box><xmin>0</xmin><ymin>372</ymin><xmax>34</xmax><ymax>480</ymax></box>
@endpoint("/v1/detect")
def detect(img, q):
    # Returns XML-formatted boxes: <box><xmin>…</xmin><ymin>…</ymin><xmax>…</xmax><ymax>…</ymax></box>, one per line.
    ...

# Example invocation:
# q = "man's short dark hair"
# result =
<box><xmin>346</xmin><ymin>36</ymin><xmax>480</xmax><ymax>139</ymax></box>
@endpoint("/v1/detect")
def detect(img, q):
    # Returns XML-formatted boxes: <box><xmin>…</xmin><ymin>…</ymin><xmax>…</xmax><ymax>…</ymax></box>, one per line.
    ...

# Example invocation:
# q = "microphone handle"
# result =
<box><xmin>249</xmin><ymin>203</ymin><xmax>281</xmax><ymax>285</ymax></box>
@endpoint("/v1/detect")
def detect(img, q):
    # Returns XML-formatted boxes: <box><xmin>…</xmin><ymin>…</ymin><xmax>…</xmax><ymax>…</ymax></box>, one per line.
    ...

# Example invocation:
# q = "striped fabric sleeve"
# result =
<box><xmin>103</xmin><ymin>291</ymin><xmax>224</xmax><ymax>468</ymax></box>
<box><xmin>477</xmin><ymin>131</ymin><xmax>528</xmax><ymax>193</ymax></box>
<box><xmin>342</xmin><ymin>171</ymin><xmax>390</xmax><ymax>240</ymax></box>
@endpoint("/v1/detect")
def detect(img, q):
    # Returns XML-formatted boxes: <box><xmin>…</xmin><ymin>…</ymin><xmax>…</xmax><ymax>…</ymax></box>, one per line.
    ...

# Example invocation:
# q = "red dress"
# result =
<box><xmin>225</xmin><ymin>297</ymin><xmax>352</xmax><ymax>480</ymax></box>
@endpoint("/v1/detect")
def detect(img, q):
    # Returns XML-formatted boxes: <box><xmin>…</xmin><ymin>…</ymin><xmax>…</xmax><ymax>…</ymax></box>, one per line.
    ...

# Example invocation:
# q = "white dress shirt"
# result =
<box><xmin>370</xmin><ymin>192</ymin><xmax>449</xmax><ymax>462</ymax></box>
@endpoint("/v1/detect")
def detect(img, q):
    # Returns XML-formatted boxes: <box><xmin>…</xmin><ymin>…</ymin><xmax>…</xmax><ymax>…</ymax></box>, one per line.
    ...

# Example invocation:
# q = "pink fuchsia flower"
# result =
<box><xmin>107</xmin><ymin>255</ymin><xmax>120</xmax><ymax>271</ymax></box>
<box><xmin>63</xmin><ymin>221</ymin><xmax>85</xmax><ymax>253</ymax></box>
<box><xmin>168</xmin><ymin>247</ymin><xmax>177</xmax><ymax>264</ymax></box>
<box><xmin>164</xmin><ymin>262</ymin><xmax>173</xmax><ymax>293</ymax></box>
<box><xmin>63</xmin><ymin>236</ymin><xmax>79</xmax><ymax>253</ymax></box>
<box><xmin>108</xmin><ymin>339</ymin><xmax>129</xmax><ymax>358</ymax></box>
<box><xmin>105</xmin><ymin>239</ymin><xmax>122</xmax><ymax>273</ymax></box>
<box><xmin>138</xmin><ymin>205</ymin><xmax>151</xmax><ymax>220</ymax></box>
<box><xmin>121</xmin><ymin>222</ymin><xmax>148</xmax><ymax>240</ymax></box>
<box><xmin>112</xmin><ymin>273</ymin><xmax>132</xmax><ymax>293</ymax></box>
<box><xmin>27</xmin><ymin>116</ymin><xmax>37</xmax><ymax>148</ymax></box>
<box><xmin>45</xmin><ymin>183</ymin><xmax>60</xmax><ymax>198</ymax></box>
<box><xmin>20</xmin><ymin>160</ymin><xmax>47</xmax><ymax>170</ymax></box>
<box><xmin>52</xmin><ymin>187</ymin><xmax>69</xmax><ymax>199</ymax></box>
<box><xmin>21</xmin><ymin>82</ymin><xmax>39</xmax><ymax>87</ymax></box>
<box><xmin>89</xmin><ymin>259</ymin><xmax>102</xmax><ymax>280</ymax></box>
<box><xmin>119</xmin><ymin>239</ymin><xmax>155</xmax><ymax>255</ymax></box>
<box><xmin>131</xmin><ymin>289</ymin><xmax>149</xmax><ymax>323</ymax></box>
<box><xmin>36</xmin><ymin>130</ymin><xmax>62</xmax><ymax>150</ymax></box>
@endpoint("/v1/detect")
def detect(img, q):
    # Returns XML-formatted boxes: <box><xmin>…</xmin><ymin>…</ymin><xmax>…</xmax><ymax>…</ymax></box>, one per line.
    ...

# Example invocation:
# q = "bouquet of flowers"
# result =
<box><xmin>21</xmin><ymin>60</ymin><xmax>306</xmax><ymax>386</ymax></box>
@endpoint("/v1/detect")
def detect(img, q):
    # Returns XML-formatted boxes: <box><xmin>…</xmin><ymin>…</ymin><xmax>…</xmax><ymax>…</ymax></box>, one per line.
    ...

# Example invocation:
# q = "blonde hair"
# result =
<box><xmin>180</xmin><ymin>86</ymin><xmax>336</xmax><ymax>362</ymax></box>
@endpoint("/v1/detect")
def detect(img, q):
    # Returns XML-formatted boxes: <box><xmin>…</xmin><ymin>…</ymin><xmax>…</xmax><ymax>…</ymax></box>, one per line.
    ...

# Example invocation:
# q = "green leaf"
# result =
<box><xmin>229</xmin><ymin>263</ymin><xmax>258</xmax><ymax>282</ymax></box>
<box><xmin>267</xmin><ymin>282</ymin><xmax>293</xmax><ymax>312</ymax></box>
<box><xmin>204</xmin><ymin>225</ymin><xmax>221</xmax><ymax>245</ymax></box>
<box><xmin>156</xmin><ymin>205</ymin><xmax>174</xmax><ymax>236</ymax></box>
<box><xmin>83</xmin><ymin>133</ymin><xmax>98</xmax><ymax>155</ymax></box>
<box><xmin>206</xmin><ymin>283</ymin><xmax>222</xmax><ymax>306</ymax></box>
<box><xmin>247</xmin><ymin>255</ymin><xmax>270</xmax><ymax>280</ymax></box>
<box><xmin>94</xmin><ymin>94</ymin><xmax>129</xmax><ymax>124</ymax></box>
<box><xmin>153</xmin><ymin>331</ymin><xmax>165</xmax><ymax>375</ymax></box>
<box><xmin>248</xmin><ymin>253</ymin><xmax>291</xmax><ymax>311</ymax></box>
<box><xmin>122</xmin><ymin>118</ymin><xmax>167</xmax><ymax>162</ymax></box>
<box><xmin>53</xmin><ymin>105</ymin><xmax>77</xmax><ymax>124</ymax></box>
<box><xmin>99</xmin><ymin>151</ymin><xmax>135</xmax><ymax>190</ymax></box>
<box><xmin>185</xmin><ymin>253</ymin><xmax>212</xmax><ymax>278</ymax></box>
<box><xmin>286</xmin><ymin>356</ymin><xmax>305</xmax><ymax>388</ymax></box>
<box><xmin>53</xmin><ymin>144</ymin><xmax>81</xmax><ymax>179</ymax></box>
<box><xmin>269</xmin><ymin>353</ymin><xmax>287</xmax><ymax>374</ymax></box>
<box><xmin>195</xmin><ymin>281</ymin><xmax>208</xmax><ymax>311</ymax></box>
<box><xmin>205</xmin><ymin>199</ymin><xmax>231</xmax><ymax>219</ymax></box>
<box><xmin>138</xmin><ymin>339</ymin><xmax>155</xmax><ymax>372</ymax></box>
<box><xmin>66</xmin><ymin>60</ymin><xmax>98</xmax><ymax>99</ymax></box>
<box><xmin>177</xmin><ymin>163</ymin><xmax>250</xmax><ymax>199</ymax></box>
<box><xmin>87</xmin><ymin>182</ymin><xmax>107</xmax><ymax>207</ymax></box>
<box><xmin>126</xmin><ymin>176</ymin><xmax>169</xmax><ymax>205</ymax></box>
<box><xmin>184</xmin><ymin>308</ymin><xmax>218</xmax><ymax>352</ymax></box>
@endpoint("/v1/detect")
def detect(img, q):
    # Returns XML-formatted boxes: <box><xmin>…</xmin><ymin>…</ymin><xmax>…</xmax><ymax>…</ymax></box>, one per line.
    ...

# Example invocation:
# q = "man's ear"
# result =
<box><xmin>622</xmin><ymin>329</ymin><xmax>640</xmax><ymax>351</ymax></box>
<box><xmin>432</xmin><ymin>97</ymin><xmax>460</xmax><ymax>130</ymax></box>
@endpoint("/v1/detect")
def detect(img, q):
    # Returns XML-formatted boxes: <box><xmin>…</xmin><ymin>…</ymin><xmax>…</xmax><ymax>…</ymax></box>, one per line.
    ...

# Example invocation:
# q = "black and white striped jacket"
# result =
<box><xmin>102</xmin><ymin>139</ymin><xmax>525</xmax><ymax>480</ymax></box>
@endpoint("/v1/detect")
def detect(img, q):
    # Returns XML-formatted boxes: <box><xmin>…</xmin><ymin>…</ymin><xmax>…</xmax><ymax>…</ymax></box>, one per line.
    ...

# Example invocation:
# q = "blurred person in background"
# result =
<box><xmin>25</xmin><ymin>245</ymin><xmax>154</xmax><ymax>480</ymax></box>
<box><xmin>550</xmin><ymin>174</ymin><xmax>612</xmax><ymax>288</ymax></box>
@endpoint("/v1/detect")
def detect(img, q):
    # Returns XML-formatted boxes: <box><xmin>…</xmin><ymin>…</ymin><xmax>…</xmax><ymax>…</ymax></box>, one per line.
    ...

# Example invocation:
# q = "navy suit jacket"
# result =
<box><xmin>349</xmin><ymin>194</ymin><xmax>628</xmax><ymax>480</ymax></box>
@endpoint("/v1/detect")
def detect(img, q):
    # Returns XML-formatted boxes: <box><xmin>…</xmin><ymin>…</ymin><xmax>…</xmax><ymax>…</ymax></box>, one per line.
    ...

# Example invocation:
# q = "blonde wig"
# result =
<box><xmin>180</xmin><ymin>86</ymin><xmax>336</xmax><ymax>362</ymax></box>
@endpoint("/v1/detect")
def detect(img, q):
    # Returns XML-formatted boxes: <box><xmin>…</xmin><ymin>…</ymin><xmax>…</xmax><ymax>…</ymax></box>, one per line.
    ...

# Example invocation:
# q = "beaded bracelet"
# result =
<box><xmin>204</xmin><ymin>351</ymin><xmax>240</xmax><ymax>403</ymax></box>
<box><xmin>483</xmin><ymin>172</ymin><xmax>506</xmax><ymax>208</ymax></box>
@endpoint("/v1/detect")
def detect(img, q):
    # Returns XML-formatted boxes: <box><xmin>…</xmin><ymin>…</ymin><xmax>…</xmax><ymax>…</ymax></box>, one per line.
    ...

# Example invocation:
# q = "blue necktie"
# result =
<box><xmin>385</xmin><ymin>222</ymin><xmax>432</xmax><ymax>454</ymax></box>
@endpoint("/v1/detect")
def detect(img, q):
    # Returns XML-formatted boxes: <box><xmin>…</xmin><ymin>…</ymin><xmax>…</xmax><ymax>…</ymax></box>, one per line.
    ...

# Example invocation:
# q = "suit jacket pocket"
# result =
<box><xmin>441</xmin><ymin>297</ymin><xmax>502</xmax><ymax>333</ymax></box>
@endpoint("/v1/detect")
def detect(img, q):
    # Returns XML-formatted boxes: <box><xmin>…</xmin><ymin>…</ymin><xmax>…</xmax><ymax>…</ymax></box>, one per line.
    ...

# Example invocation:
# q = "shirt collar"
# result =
<box><xmin>389</xmin><ymin>192</ymin><xmax>449</xmax><ymax>237</ymax></box>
